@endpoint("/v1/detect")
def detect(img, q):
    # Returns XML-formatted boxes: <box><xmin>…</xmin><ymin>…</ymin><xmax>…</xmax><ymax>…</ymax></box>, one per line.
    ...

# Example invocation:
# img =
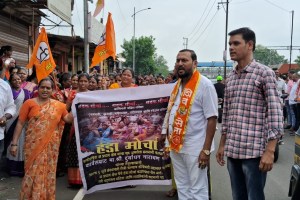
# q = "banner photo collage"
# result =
<box><xmin>72</xmin><ymin>84</ymin><xmax>174</xmax><ymax>193</ymax></box>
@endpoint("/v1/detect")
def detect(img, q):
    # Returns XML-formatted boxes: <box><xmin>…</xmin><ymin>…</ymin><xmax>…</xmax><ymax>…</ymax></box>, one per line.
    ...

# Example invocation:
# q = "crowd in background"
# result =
<box><xmin>0</xmin><ymin>44</ymin><xmax>178</xmax><ymax>195</ymax></box>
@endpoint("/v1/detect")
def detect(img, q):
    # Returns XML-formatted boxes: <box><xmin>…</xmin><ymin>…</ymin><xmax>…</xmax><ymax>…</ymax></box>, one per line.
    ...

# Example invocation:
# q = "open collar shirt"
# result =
<box><xmin>222</xmin><ymin>60</ymin><xmax>283</xmax><ymax>159</ymax></box>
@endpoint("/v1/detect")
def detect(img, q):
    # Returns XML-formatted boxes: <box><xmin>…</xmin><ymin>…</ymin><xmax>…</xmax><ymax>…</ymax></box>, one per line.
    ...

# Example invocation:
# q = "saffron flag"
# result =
<box><xmin>93</xmin><ymin>0</ymin><xmax>105</xmax><ymax>18</ymax></box>
<box><xmin>90</xmin><ymin>12</ymin><xmax>116</xmax><ymax>68</ymax></box>
<box><xmin>27</xmin><ymin>27</ymin><xmax>56</xmax><ymax>82</ymax></box>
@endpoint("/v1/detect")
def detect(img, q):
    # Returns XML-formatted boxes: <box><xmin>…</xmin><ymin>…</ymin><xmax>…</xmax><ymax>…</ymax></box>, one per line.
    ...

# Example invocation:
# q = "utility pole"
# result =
<box><xmin>183</xmin><ymin>37</ymin><xmax>188</xmax><ymax>49</ymax></box>
<box><xmin>132</xmin><ymin>7</ymin><xmax>151</xmax><ymax>74</ymax></box>
<box><xmin>218</xmin><ymin>0</ymin><xmax>229</xmax><ymax>79</ymax></box>
<box><xmin>84</xmin><ymin>0</ymin><xmax>89</xmax><ymax>73</ymax></box>
<box><xmin>289</xmin><ymin>10</ymin><xmax>294</xmax><ymax>71</ymax></box>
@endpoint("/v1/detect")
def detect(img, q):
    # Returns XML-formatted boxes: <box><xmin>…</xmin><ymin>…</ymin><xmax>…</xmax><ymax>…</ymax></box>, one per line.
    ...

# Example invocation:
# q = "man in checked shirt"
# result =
<box><xmin>216</xmin><ymin>27</ymin><xmax>283</xmax><ymax>200</ymax></box>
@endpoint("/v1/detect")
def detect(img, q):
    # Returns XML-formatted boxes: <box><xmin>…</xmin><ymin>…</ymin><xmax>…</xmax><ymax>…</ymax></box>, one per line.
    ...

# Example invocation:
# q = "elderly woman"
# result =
<box><xmin>10</xmin><ymin>77</ymin><xmax>73</xmax><ymax>200</ymax></box>
<box><xmin>109</xmin><ymin>68</ymin><xmax>137</xmax><ymax>89</ymax></box>
<box><xmin>5</xmin><ymin>74</ymin><xmax>31</xmax><ymax>176</ymax></box>
<box><xmin>18</xmin><ymin>67</ymin><xmax>37</xmax><ymax>94</ymax></box>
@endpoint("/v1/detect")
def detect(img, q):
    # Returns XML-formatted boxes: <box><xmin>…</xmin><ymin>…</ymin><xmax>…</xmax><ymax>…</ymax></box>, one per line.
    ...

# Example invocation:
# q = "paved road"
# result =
<box><xmin>0</xmin><ymin>126</ymin><xmax>295</xmax><ymax>200</ymax></box>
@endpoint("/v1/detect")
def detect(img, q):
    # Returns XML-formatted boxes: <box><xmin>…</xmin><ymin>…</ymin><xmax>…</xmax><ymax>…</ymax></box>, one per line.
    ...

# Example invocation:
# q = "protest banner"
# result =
<box><xmin>72</xmin><ymin>84</ymin><xmax>174</xmax><ymax>194</ymax></box>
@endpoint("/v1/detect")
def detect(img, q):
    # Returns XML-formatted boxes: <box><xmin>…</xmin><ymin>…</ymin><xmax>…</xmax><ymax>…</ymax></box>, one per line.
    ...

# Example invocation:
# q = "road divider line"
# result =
<box><xmin>73</xmin><ymin>188</ymin><xmax>85</xmax><ymax>200</ymax></box>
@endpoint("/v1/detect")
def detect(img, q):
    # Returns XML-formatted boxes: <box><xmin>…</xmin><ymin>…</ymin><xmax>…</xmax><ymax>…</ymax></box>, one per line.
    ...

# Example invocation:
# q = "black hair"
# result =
<box><xmin>71</xmin><ymin>74</ymin><xmax>78</xmax><ymax>79</ymax></box>
<box><xmin>9</xmin><ymin>73</ymin><xmax>20</xmax><ymax>85</ymax></box>
<box><xmin>289</xmin><ymin>70</ymin><xmax>296</xmax><ymax>74</ymax></box>
<box><xmin>27</xmin><ymin>65</ymin><xmax>36</xmax><ymax>82</ymax></box>
<box><xmin>179</xmin><ymin>49</ymin><xmax>197</xmax><ymax>61</ymax></box>
<box><xmin>59</xmin><ymin>72</ymin><xmax>71</xmax><ymax>89</ymax></box>
<box><xmin>121</xmin><ymin>68</ymin><xmax>135</xmax><ymax>78</ymax></box>
<box><xmin>228</xmin><ymin>27</ymin><xmax>256</xmax><ymax>51</ymax></box>
<box><xmin>78</xmin><ymin>73</ymin><xmax>89</xmax><ymax>81</ymax></box>
<box><xmin>89</xmin><ymin>75</ymin><xmax>99</xmax><ymax>83</ymax></box>
<box><xmin>0</xmin><ymin>45</ymin><xmax>12</xmax><ymax>56</ymax></box>
<box><xmin>9</xmin><ymin>67</ymin><xmax>17</xmax><ymax>74</ymax></box>
<box><xmin>38</xmin><ymin>77</ymin><xmax>55</xmax><ymax>89</ymax></box>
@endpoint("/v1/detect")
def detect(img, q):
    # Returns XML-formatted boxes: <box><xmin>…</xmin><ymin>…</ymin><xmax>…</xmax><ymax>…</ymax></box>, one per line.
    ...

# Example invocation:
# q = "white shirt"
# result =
<box><xmin>162</xmin><ymin>75</ymin><xmax>218</xmax><ymax>156</ymax></box>
<box><xmin>276</xmin><ymin>78</ymin><xmax>286</xmax><ymax>97</ymax></box>
<box><xmin>0</xmin><ymin>79</ymin><xmax>16</xmax><ymax>140</ymax></box>
<box><xmin>289</xmin><ymin>80</ymin><xmax>299</xmax><ymax>105</ymax></box>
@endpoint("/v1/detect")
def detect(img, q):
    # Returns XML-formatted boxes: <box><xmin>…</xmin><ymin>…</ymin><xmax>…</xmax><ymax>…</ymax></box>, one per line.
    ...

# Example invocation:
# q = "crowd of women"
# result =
<box><xmin>0</xmin><ymin>44</ymin><xmax>176</xmax><ymax>199</ymax></box>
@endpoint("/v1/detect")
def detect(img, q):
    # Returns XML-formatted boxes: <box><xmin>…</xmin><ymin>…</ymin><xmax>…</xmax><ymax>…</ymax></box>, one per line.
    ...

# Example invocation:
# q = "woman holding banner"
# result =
<box><xmin>109</xmin><ymin>68</ymin><xmax>137</xmax><ymax>89</ymax></box>
<box><xmin>66</xmin><ymin>73</ymin><xmax>89</xmax><ymax>187</ymax></box>
<box><xmin>9</xmin><ymin>77</ymin><xmax>73</xmax><ymax>200</ymax></box>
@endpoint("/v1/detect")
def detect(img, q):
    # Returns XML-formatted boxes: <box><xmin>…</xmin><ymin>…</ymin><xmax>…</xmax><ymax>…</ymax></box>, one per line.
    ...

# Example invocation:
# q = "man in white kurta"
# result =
<box><xmin>0</xmin><ymin>78</ymin><xmax>16</xmax><ymax>159</ymax></box>
<box><xmin>162</xmin><ymin>49</ymin><xmax>218</xmax><ymax>200</ymax></box>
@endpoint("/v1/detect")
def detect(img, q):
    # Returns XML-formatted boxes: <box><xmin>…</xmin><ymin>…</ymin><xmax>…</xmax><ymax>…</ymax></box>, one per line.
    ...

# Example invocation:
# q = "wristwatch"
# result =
<box><xmin>202</xmin><ymin>149</ymin><xmax>210</xmax><ymax>156</ymax></box>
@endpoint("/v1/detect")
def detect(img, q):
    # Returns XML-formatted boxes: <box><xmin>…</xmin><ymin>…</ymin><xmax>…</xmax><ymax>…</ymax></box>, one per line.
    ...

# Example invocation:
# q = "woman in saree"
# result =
<box><xmin>109</xmin><ymin>68</ymin><xmax>137</xmax><ymax>89</ymax></box>
<box><xmin>5</xmin><ymin>74</ymin><xmax>31</xmax><ymax>176</ymax></box>
<box><xmin>66</xmin><ymin>73</ymin><xmax>89</xmax><ymax>186</ymax></box>
<box><xmin>9</xmin><ymin>77</ymin><xmax>73</xmax><ymax>200</ymax></box>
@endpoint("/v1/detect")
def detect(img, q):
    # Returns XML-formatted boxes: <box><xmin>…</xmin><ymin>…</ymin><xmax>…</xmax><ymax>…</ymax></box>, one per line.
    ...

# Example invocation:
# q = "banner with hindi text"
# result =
<box><xmin>72</xmin><ymin>84</ymin><xmax>174</xmax><ymax>194</ymax></box>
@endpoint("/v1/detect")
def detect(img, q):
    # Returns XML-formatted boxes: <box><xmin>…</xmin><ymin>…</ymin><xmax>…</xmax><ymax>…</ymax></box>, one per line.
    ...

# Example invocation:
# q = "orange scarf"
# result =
<box><xmin>167</xmin><ymin>70</ymin><xmax>201</xmax><ymax>152</ymax></box>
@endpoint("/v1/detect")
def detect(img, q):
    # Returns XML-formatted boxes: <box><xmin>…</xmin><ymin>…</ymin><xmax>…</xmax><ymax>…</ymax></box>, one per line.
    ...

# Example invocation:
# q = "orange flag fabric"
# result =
<box><xmin>27</xmin><ymin>27</ymin><xmax>56</xmax><ymax>82</ymax></box>
<box><xmin>90</xmin><ymin>12</ymin><xmax>116</xmax><ymax>68</ymax></box>
<box><xmin>93</xmin><ymin>0</ymin><xmax>105</xmax><ymax>18</ymax></box>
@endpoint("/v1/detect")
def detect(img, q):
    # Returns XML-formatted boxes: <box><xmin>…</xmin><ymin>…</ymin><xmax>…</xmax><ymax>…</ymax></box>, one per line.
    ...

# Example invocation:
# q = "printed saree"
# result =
<box><xmin>18</xmin><ymin>99</ymin><xmax>67</xmax><ymax>200</ymax></box>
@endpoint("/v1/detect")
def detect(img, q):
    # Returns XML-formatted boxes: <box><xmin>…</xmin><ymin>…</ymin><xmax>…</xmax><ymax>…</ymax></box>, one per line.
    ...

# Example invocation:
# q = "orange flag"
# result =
<box><xmin>93</xmin><ymin>0</ymin><xmax>105</xmax><ymax>18</ymax></box>
<box><xmin>27</xmin><ymin>27</ymin><xmax>56</xmax><ymax>82</ymax></box>
<box><xmin>90</xmin><ymin>12</ymin><xmax>116</xmax><ymax>68</ymax></box>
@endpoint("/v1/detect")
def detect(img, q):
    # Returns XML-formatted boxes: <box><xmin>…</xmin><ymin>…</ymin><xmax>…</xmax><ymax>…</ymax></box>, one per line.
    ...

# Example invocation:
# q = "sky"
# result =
<box><xmin>46</xmin><ymin>0</ymin><xmax>300</xmax><ymax>69</ymax></box>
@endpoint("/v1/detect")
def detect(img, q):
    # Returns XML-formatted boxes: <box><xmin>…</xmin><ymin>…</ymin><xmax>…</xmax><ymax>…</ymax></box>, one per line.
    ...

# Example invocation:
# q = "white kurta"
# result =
<box><xmin>164</xmin><ymin>75</ymin><xmax>218</xmax><ymax>200</ymax></box>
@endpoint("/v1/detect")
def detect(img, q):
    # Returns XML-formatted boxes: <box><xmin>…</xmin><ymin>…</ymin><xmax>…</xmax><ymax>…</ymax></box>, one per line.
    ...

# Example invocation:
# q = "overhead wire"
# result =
<box><xmin>190</xmin><ymin>9</ymin><xmax>220</xmax><ymax>47</ymax></box>
<box><xmin>187</xmin><ymin>0</ymin><xmax>211</xmax><ymax>37</ymax></box>
<box><xmin>263</xmin><ymin>0</ymin><xmax>290</xmax><ymax>13</ymax></box>
<box><xmin>189</xmin><ymin>0</ymin><xmax>217</xmax><ymax>42</ymax></box>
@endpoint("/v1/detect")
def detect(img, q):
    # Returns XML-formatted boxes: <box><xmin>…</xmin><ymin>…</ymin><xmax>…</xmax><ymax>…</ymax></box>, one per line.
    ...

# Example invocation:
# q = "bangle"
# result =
<box><xmin>11</xmin><ymin>144</ymin><xmax>18</xmax><ymax>147</ymax></box>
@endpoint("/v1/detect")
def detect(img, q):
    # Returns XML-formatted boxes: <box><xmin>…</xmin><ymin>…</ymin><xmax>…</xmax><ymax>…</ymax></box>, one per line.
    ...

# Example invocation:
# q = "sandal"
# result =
<box><xmin>166</xmin><ymin>188</ymin><xmax>177</xmax><ymax>197</ymax></box>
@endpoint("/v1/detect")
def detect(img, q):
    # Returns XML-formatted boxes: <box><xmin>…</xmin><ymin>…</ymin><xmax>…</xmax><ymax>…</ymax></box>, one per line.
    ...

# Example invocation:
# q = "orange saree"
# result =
<box><xmin>18</xmin><ymin>99</ymin><xmax>67</xmax><ymax>200</ymax></box>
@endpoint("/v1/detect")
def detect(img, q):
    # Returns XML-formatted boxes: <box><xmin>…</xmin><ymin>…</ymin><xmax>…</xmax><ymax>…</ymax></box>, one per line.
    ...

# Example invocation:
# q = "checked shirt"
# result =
<box><xmin>222</xmin><ymin>60</ymin><xmax>283</xmax><ymax>159</ymax></box>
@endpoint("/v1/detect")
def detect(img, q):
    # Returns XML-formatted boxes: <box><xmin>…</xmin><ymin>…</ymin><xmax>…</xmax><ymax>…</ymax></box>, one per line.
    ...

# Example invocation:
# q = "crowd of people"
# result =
<box><xmin>0</xmin><ymin>27</ymin><xmax>289</xmax><ymax>200</ymax></box>
<box><xmin>0</xmin><ymin>45</ymin><xmax>178</xmax><ymax>199</ymax></box>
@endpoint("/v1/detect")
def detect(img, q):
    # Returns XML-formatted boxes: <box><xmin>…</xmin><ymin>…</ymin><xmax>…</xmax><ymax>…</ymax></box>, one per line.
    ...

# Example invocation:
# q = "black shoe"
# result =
<box><xmin>284</xmin><ymin>125</ymin><xmax>292</xmax><ymax>129</ymax></box>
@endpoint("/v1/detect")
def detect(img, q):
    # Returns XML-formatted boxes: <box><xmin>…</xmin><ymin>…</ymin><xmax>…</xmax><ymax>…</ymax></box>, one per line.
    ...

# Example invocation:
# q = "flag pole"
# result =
<box><xmin>84</xmin><ymin>0</ymin><xmax>89</xmax><ymax>73</ymax></box>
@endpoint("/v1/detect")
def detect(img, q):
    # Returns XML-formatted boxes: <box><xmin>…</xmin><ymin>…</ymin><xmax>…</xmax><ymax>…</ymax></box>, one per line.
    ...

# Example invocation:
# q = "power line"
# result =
<box><xmin>189</xmin><ymin>0</ymin><xmax>217</xmax><ymax>42</ymax></box>
<box><xmin>263</xmin><ymin>0</ymin><xmax>290</xmax><ymax>13</ymax></box>
<box><xmin>187</xmin><ymin>0</ymin><xmax>211</xmax><ymax>37</ymax></box>
<box><xmin>190</xmin><ymin>9</ymin><xmax>219</xmax><ymax>46</ymax></box>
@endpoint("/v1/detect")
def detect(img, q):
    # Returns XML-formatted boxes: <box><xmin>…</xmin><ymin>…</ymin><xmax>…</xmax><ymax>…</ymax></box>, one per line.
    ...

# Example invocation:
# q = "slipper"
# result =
<box><xmin>166</xmin><ymin>188</ymin><xmax>177</xmax><ymax>197</ymax></box>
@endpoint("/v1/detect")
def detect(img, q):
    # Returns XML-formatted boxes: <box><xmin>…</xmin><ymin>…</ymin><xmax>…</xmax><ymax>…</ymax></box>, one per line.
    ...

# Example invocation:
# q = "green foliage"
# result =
<box><xmin>295</xmin><ymin>55</ymin><xmax>300</xmax><ymax>66</ymax></box>
<box><xmin>154</xmin><ymin>54</ymin><xmax>169</xmax><ymax>76</ymax></box>
<box><xmin>121</xmin><ymin>36</ymin><xmax>168</xmax><ymax>75</ymax></box>
<box><xmin>254</xmin><ymin>45</ymin><xmax>288</xmax><ymax>66</ymax></box>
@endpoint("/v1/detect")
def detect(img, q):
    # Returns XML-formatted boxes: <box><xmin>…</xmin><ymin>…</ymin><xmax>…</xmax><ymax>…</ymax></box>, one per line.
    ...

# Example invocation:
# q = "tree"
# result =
<box><xmin>254</xmin><ymin>45</ymin><xmax>288</xmax><ymax>66</ymax></box>
<box><xmin>153</xmin><ymin>54</ymin><xmax>169</xmax><ymax>76</ymax></box>
<box><xmin>295</xmin><ymin>55</ymin><xmax>300</xmax><ymax>66</ymax></box>
<box><xmin>121</xmin><ymin>36</ymin><xmax>168</xmax><ymax>75</ymax></box>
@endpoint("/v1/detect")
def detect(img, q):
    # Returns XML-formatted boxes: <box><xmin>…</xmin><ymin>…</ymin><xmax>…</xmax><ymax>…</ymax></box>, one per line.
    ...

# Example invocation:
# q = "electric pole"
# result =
<box><xmin>218</xmin><ymin>0</ymin><xmax>229</xmax><ymax>79</ymax></box>
<box><xmin>289</xmin><ymin>10</ymin><xmax>294</xmax><ymax>70</ymax></box>
<box><xmin>183</xmin><ymin>37</ymin><xmax>188</xmax><ymax>49</ymax></box>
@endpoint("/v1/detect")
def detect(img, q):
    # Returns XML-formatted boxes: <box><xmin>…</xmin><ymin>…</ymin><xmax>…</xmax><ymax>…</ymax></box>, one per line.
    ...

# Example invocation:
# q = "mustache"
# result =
<box><xmin>177</xmin><ymin>66</ymin><xmax>185</xmax><ymax>71</ymax></box>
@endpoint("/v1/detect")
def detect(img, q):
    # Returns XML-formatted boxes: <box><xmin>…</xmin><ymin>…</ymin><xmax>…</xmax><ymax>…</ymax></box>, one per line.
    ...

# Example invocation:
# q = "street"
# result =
<box><xmin>0</xmin><ymin>126</ymin><xmax>294</xmax><ymax>200</ymax></box>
